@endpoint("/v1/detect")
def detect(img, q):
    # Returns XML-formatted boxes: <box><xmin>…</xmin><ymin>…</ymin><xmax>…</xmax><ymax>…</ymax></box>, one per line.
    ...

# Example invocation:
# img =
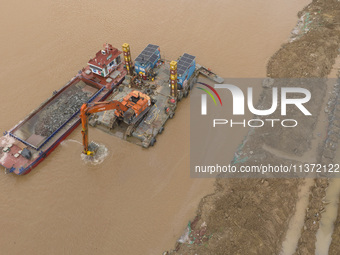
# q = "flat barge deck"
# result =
<box><xmin>89</xmin><ymin>59</ymin><xmax>198</xmax><ymax>148</ymax></box>
<box><xmin>87</xmin><ymin>46</ymin><xmax>223</xmax><ymax>149</ymax></box>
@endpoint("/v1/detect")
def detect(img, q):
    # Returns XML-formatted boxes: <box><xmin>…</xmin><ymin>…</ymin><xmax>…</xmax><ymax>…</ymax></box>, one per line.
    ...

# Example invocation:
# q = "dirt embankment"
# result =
<box><xmin>329</xmin><ymin>200</ymin><xmax>340</xmax><ymax>254</ymax></box>
<box><xmin>167</xmin><ymin>0</ymin><xmax>340</xmax><ymax>254</ymax></box>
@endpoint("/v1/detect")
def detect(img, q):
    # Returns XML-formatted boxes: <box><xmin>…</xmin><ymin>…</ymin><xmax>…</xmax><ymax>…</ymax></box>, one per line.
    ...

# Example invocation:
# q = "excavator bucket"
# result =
<box><xmin>87</xmin><ymin>141</ymin><xmax>100</xmax><ymax>156</ymax></box>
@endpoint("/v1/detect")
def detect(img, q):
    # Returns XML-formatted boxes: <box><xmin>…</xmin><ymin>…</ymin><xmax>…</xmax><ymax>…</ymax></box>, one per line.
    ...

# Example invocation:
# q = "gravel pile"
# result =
<box><xmin>35</xmin><ymin>88</ymin><xmax>92</xmax><ymax>137</ymax></box>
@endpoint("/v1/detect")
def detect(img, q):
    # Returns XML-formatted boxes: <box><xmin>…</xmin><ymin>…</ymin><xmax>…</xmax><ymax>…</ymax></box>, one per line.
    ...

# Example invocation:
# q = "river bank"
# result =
<box><xmin>168</xmin><ymin>0</ymin><xmax>340</xmax><ymax>254</ymax></box>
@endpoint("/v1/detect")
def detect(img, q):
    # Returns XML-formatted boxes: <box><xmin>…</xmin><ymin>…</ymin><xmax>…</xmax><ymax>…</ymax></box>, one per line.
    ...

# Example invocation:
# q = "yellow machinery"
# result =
<box><xmin>122</xmin><ymin>43</ymin><xmax>133</xmax><ymax>75</ymax></box>
<box><xmin>170</xmin><ymin>60</ymin><xmax>178</xmax><ymax>97</ymax></box>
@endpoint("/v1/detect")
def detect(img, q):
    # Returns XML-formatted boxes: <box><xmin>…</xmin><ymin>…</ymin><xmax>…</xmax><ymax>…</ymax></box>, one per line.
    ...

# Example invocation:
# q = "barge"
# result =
<box><xmin>196</xmin><ymin>64</ymin><xmax>224</xmax><ymax>84</ymax></box>
<box><xmin>0</xmin><ymin>44</ymin><xmax>127</xmax><ymax>175</ymax></box>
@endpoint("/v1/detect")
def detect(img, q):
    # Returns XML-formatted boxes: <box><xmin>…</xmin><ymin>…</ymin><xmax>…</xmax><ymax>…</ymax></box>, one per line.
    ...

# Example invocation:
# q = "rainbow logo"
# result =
<box><xmin>196</xmin><ymin>82</ymin><xmax>222</xmax><ymax>106</ymax></box>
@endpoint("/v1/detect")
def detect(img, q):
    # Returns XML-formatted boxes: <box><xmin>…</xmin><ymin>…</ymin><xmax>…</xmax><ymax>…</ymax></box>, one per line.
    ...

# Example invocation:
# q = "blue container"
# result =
<box><xmin>177</xmin><ymin>53</ymin><xmax>196</xmax><ymax>89</ymax></box>
<box><xmin>134</xmin><ymin>44</ymin><xmax>161</xmax><ymax>75</ymax></box>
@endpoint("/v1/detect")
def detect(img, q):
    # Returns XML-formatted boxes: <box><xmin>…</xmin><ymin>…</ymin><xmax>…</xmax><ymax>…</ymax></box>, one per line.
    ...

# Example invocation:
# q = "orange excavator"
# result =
<box><xmin>80</xmin><ymin>91</ymin><xmax>152</xmax><ymax>155</ymax></box>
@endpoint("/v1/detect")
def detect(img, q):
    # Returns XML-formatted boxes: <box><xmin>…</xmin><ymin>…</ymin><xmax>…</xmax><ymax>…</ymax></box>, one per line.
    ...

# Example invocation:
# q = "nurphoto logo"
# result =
<box><xmin>198</xmin><ymin>82</ymin><xmax>312</xmax><ymax>128</ymax></box>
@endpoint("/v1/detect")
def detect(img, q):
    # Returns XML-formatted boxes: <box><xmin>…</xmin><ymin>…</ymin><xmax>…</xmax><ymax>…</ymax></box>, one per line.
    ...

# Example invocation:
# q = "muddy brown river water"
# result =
<box><xmin>0</xmin><ymin>0</ymin><xmax>310</xmax><ymax>254</ymax></box>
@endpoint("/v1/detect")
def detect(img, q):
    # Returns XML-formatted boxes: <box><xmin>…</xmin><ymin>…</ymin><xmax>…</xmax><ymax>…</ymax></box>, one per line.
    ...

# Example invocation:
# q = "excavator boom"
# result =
<box><xmin>80</xmin><ymin>90</ymin><xmax>151</xmax><ymax>156</ymax></box>
<box><xmin>80</xmin><ymin>100</ymin><xmax>128</xmax><ymax>155</ymax></box>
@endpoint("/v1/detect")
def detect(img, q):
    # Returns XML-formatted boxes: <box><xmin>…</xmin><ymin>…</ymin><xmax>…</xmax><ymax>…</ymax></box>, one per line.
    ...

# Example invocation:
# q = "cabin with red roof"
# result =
<box><xmin>88</xmin><ymin>43</ymin><xmax>122</xmax><ymax>78</ymax></box>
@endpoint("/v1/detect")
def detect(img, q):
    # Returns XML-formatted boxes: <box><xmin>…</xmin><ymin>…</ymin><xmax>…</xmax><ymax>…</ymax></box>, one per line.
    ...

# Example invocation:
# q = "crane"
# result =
<box><xmin>80</xmin><ymin>91</ymin><xmax>151</xmax><ymax>155</ymax></box>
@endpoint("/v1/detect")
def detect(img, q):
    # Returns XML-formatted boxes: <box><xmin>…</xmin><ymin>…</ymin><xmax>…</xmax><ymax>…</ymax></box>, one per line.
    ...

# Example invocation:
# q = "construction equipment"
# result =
<box><xmin>80</xmin><ymin>91</ymin><xmax>152</xmax><ymax>155</ymax></box>
<box><xmin>170</xmin><ymin>60</ymin><xmax>178</xmax><ymax>97</ymax></box>
<box><xmin>122</xmin><ymin>43</ymin><xmax>133</xmax><ymax>75</ymax></box>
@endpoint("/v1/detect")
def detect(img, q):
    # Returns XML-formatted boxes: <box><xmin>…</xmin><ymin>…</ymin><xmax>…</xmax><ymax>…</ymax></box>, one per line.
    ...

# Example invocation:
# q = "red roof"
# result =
<box><xmin>88</xmin><ymin>43</ymin><xmax>121</xmax><ymax>69</ymax></box>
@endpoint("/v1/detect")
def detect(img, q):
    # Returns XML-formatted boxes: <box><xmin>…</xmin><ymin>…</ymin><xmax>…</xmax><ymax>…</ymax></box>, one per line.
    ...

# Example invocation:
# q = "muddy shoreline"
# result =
<box><xmin>329</xmin><ymin>202</ymin><xmax>340</xmax><ymax>254</ymax></box>
<box><xmin>168</xmin><ymin>0</ymin><xmax>340</xmax><ymax>254</ymax></box>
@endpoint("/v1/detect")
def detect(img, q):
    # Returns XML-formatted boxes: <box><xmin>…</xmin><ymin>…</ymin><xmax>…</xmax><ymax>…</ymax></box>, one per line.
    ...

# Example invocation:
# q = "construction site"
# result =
<box><xmin>0</xmin><ymin>39</ymin><xmax>225</xmax><ymax>173</ymax></box>
<box><xmin>1</xmin><ymin>0</ymin><xmax>340</xmax><ymax>254</ymax></box>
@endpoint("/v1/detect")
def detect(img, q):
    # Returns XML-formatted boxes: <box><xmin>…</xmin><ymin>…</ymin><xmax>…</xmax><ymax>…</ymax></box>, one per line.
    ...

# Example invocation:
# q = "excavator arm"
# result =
<box><xmin>80</xmin><ymin>101</ymin><xmax>128</xmax><ymax>155</ymax></box>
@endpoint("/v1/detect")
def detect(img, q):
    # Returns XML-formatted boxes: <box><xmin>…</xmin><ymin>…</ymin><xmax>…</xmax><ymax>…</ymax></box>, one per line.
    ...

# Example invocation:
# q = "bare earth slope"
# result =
<box><xmin>168</xmin><ymin>0</ymin><xmax>340</xmax><ymax>254</ymax></box>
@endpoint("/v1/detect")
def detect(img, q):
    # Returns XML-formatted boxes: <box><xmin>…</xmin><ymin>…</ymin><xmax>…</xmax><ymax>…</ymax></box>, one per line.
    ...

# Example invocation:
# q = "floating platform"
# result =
<box><xmin>89</xmin><ymin>59</ymin><xmax>198</xmax><ymax>148</ymax></box>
